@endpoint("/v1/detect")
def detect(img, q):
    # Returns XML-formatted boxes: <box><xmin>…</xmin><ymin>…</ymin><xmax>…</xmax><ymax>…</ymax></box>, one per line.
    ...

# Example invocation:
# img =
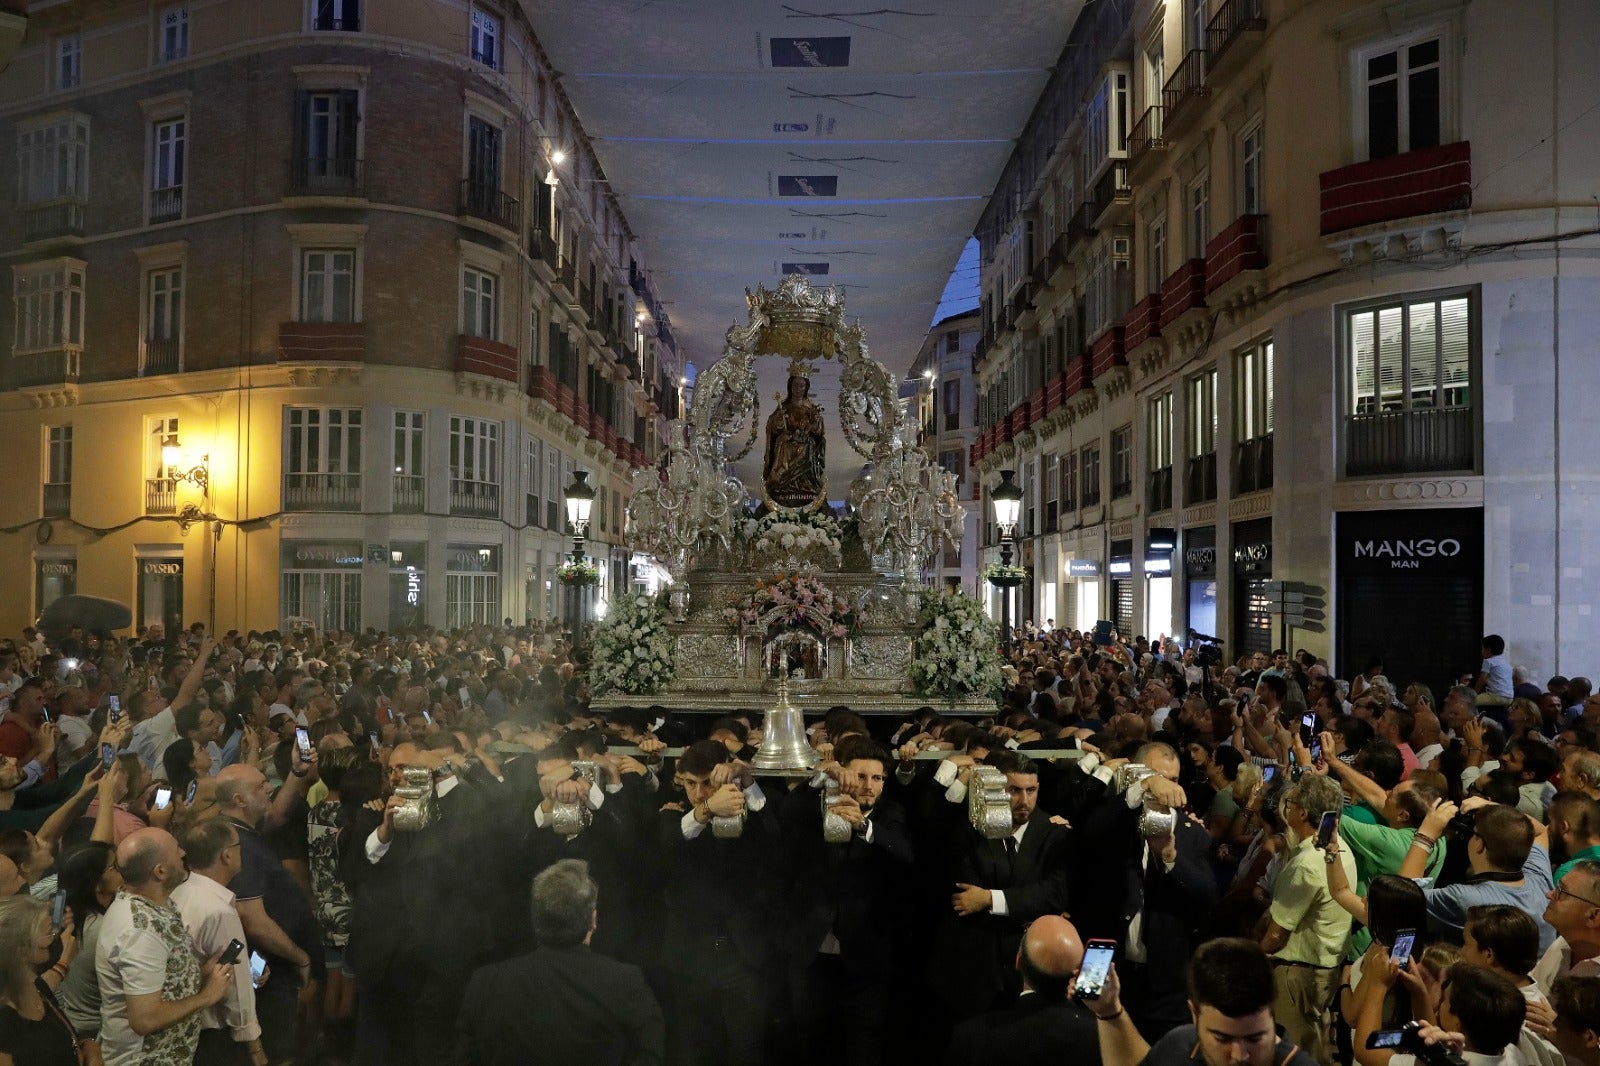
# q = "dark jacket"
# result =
<box><xmin>929</xmin><ymin>809</ymin><xmax>1070</xmax><ymax>1011</ymax></box>
<box><xmin>453</xmin><ymin>944</ymin><xmax>663</xmax><ymax>1066</ymax></box>
<box><xmin>778</xmin><ymin>785</ymin><xmax>913</xmax><ymax>980</ymax></box>
<box><xmin>943</xmin><ymin>992</ymin><xmax>1103</xmax><ymax>1066</ymax></box>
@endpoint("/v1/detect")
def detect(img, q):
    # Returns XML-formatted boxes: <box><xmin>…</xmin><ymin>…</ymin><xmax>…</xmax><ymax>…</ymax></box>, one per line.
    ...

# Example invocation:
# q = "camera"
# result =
<box><xmin>1364</xmin><ymin>1022</ymin><xmax>1467</xmax><ymax>1066</ymax></box>
<box><xmin>1194</xmin><ymin>642</ymin><xmax>1223</xmax><ymax>669</ymax></box>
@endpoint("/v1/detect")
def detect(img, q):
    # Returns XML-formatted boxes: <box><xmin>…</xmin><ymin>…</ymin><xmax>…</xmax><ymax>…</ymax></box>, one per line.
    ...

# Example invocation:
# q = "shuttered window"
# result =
<box><xmin>1348</xmin><ymin>293</ymin><xmax>1472</xmax><ymax>415</ymax></box>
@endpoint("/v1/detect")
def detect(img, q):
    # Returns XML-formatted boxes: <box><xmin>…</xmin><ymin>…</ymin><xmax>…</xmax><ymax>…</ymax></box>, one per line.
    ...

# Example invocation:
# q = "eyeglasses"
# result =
<box><xmin>1552</xmin><ymin>882</ymin><xmax>1600</xmax><ymax>908</ymax></box>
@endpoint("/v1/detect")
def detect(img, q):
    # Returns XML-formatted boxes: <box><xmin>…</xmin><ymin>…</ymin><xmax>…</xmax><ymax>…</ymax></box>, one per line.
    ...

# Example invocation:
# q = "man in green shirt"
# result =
<box><xmin>1550</xmin><ymin>792</ymin><xmax>1600</xmax><ymax>885</ymax></box>
<box><xmin>1336</xmin><ymin>775</ymin><xmax>1448</xmax><ymax>957</ymax></box>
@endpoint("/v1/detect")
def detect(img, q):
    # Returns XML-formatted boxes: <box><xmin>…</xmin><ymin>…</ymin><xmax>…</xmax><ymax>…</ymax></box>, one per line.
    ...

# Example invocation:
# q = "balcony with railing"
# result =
<box><xmin>1159</xmin><ymin>258</ymin><xmax>1207</xmax><ymax>329</ymax></box>
<box><xmin>1146</xmin><ymin>466</ymin><xmax>1173</xmax><ymax>513</ymax></box>
<box><xmin>450</xmin><ymin>479</ymin><xmax>500</xmax><ymax>518</ymax></box>
<box><xmin>149</xmin><ymin>185</ymin><xmax>183</xmax><ymax>223</ymax></box>
<box><xmin>141</xmin><ymin>336</ymin><xmax>181</xmax><ymax>376</ymax></box>
<box><xmin>290</xmin><ymin>156</ymin><xmax>365</xmax><ymax>197</ymax></box>
<box><xmin>42</xmin><ymin>482</ymin><xmax>70</xmax><ymax>518</ymax></box>
<box><xmin>1161</xmin><ymin>49</ymin><xmax>1210</xmax><ymax>131</ymax></box>
<box><xmin>283</xmin><ymin>472</ymin><xmax>362</xmax><ymax>511</ymax></box>
<box><xmin>1205</xmin><ymin>214</ymin><xmax>1269</xmax><ymax>295</ymax></box>
<box><xmin>23</xmin><ymin>201</ymin><xmax>85</xmax><ymax>243</ymax></box>
<box><xmin>1123</xmin><ymin>292</ymin><xmax>1163</xmax><ymax>351</ymax></box>
<box><xmin>529</xmin><ymin>228</ymin><xmax>558</xmax><ymax>273</ymax></box>
<box><xmin>1091</xmin><ymin>163</ymin><xmax>1131</xmax><ymax>224</ymax></box>
<box><xmin>1234</xmin><ymin>434</ymin><xmax>1273</xmax><ymax>495</ymax></box>
<box><xmin>1207</xmin><ymin>0</ymin><xmax>1267</xmax><ymax>78</ymax></box>
<box><xmin>455</xmin><ymin>334</ymin><xmax>518</xmax><ymax>383</ymax></box>
<box><xmin>146</xmin><ymin>477</ymin><xmax>177</xmax><ymax>515</ymax></box>
<box><xmin>1185</xmin><ymin>451</ymin><xmax>1218</xmax><ymax>504</ymax></box>
<box><xmin>13</xmin><ymin>346</ymin><xmax>81</xmax><ymax>390</ymax></box>
<box><xmin>1344</xmin><ymin>407</ymin><xmax>1474</xmax><ymax>477</ymax></box>
<box><xmin>393</xmin><ymin>474</ymin><xmax>424</xmax><ymax>513</ymax></box>
<box><xmin>458</xmin><ymin>179</ymin><xmax>520</xmax><ymax>231</ymax></box>
<box><xmin>278</xmin><ymin>321</ymin><xmax>364</xmax><ymax>362</ymax></box>
<box><xmin>1319</xmin><ymin>142</ymin><xmax>1471</xmax><ymax>235</ymax></box>
<box><xmin>1129</xmin><ymin>106</ymin><xmax>1167</xmax><ymax>170</ymax></box>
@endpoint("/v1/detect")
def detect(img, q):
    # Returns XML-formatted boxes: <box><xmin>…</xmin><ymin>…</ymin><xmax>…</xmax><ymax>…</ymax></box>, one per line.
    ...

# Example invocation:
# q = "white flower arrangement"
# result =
<box><xmin>908</xmin><ymin>588</ymin><xmax>1004</xmax><ymax>704</ymax></box>
<box><xmin>740</xmin><ymin>510</ymin><xmax>843</xmax><ymax>569</ymax></box>
<box><xmin>586</xmin><ymin>591</ymin><xmax>676</xmax><ymax>696</ymax></box>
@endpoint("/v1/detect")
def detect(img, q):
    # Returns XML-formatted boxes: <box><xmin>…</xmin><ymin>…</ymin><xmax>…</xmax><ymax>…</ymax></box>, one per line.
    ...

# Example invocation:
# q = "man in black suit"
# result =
<box><xmin>930</xmin><ymin>751</ymin><xmax>1071</xmax><ymax>1017</ymax></box>
<box><xmin>1069</xmin><ymin>741</ymin><xmax>1219</xmax><ymax>1040</ymax></box>
<box><xmin>944</xmin><ymin>915</ymin><xmax>1102</xmax><ymax>1066</ymax></box>
<box><xmin>657</xmin><ymin>739</ymin><xmax>779</xmax><ymax>1066</ymax></box>
<box><xmin>345</xmin><ymin>741</ymin><xmax>527</xmax><ymax>1066</ymax></box>
<box><xmin>454</xmin><ymin>858</ymin><xmax>664</xmax><ymax>1066</ymax></box>
<box><xmin>780</xmin><ymin>737</ymin><xmax>914</xmax><ymax>1066</ymax></box>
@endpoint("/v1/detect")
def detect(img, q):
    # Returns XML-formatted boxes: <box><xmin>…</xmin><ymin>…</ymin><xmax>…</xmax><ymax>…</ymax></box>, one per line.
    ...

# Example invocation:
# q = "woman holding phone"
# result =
<box><xmin>53</xmin><ymin>842</ymin><xmax>119</xmax><ymax>1049</ymax></box>
<box><xmin>0</xmin><ymin>896</ymin><xmax>81</xmax><ymax>1066</ymax></box>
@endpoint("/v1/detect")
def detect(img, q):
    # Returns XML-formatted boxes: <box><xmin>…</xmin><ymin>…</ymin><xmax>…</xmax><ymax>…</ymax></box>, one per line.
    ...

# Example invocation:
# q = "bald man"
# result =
<box><xmin>97</xmin><ymin>828</ymin><xmax>233</xmax><ymax>1066</ymax></box>
<box><xmin>943</xmin><ymin>915</ymin><xmax>1102</xmax><ymax>1066</ymax></box>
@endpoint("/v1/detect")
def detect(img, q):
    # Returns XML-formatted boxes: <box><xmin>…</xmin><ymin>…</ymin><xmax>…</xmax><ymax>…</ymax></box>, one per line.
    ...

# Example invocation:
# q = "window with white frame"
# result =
<box><xmin>1347</xmin><ymin>292</ymin><xmax>1471</xmax><ymax>415</ymax></box>
<box><xmin>1146</xmin><ymin>215</ymin><xmax>1167</xmax><ymax>292</ymax></box>
<box><xmin>1358</xmin><ymin>32</ymin><xmax>1443</xmax><ymax>161</ymax></box>
<box><xmin>1060</xmin><ymin>448</ymin><xmax>1078</xmax><ymax>512</ymax></box>
<box><xmin>149</xmin><ymin>118</ymin><xmax>184</xmax><ymax>220</ymax></box>
<box><xmin>1239</xmin><ymin>122</ymin><xmax>1264</xmax><ymax>216</ymax></box>
<box><xmin>446</xmin><ymin>545</ymin><xmax>500</xmax><ymax>628</ymax></box>
<box><xmin>158</xmin><ymin>5</ymin><xmax>188</xmax><ymax>62</ymax></box>
<box><xmin>297</xmin><ymin>89</ymin><xmax>360</xmax><ymax>179</ymax></box>
<box><xmin>13</xmin><ymin>261</ymin><xmax>85</xmax><ymax>353</ymax></box>
<box><xmin>1236</xmin><ymin>339</ymin><xmax>1274</xmax><ymax>441</ymax></box>
<box><xmin>1189</xmin><ymin>174</ymin><xmax>1210</xmax><ymax>258</ymax></box>
<box><xmin>1110</xmin><ymin>425</ymin><xmax>1133</xmax><ymax>498</ymax></box>
<box><xmin>1148</xmin><ymin>392</ymin><xmax>1174</xmax><ymax>471</ymax></box>
<box><xmin>56</xmin><ymin>36</ymin><xmax>81</xmax><ymax>90</ymax></box>
<box><xmin>1085</xmin><ymin>67</ymin><xmax>1130</xmax><ymax>174</ymax></box>
<box><xmin>470</xmin><ymin>7</ymin><xmax>501</xmax><ymax>69</ymax></box>
<box><xmin>1186</xmin><ymin>367</ymin><xmax>1218</xmax><ymax>457</ymax></box>
<box><xmin>285</xmin><ymin>407</ymin><xmax>362</xmax><ymax>476</ymax></box>
<box><xmin>311</xmin><ymin>0</ymin><xmax>361</xmax><ymax>32</ymax></box>
<box><xmin>392</xmin><ymin>411</ymin><xmax>424</xmax><ymax>476</ymax></box>
<box><xmin>1189</xmin><ymin>0</ymin><xmax>1210</xmax><ymax>51</ymax></box>
<box><xmin>1144</xmin><ymin>39</ymin><xmax>1165</xmax><ymax>109</ymax></box>
<box><xmin>449</xmin><ymin>416</ymin><xmax>499</xmax><ymax>486</ymax></box>
<box><xmin>461</xmin><ymin>266</ymin><xmax>499</xmax><ymax>340</ymax></box>
<box><xmin>1043</xmin><ymin>453</ymin><xmax>1058</xmax><ymax>531</ymax></box>
<box><xmin>17</xmin><ymin>115</ymin><xmax>90</xmax><ymax>204</ymax></box>
<box><xmin>146</xmin><ymin>266</ymin><xmax>182</xmax><ymax>342</ymax></box>
<box><xmin>300</xmin><ymin>250</ymin><xmax>356</xmax><ymax>323</ymax></box>
<box><xmin>46</xmin><ymin>425</ymin><xmax>72</xmax><ymax>487</ymax></box>
<box><xmin>1080</xmin><ymin>443</ymin><xmax>1101</xmax><ymax>507</ymax></box>
<box><xmin>526</xmin><ymin>437</ymin><xmax>543</xmax><ymax>527</ymax></box>
<box><xmin>543</xmin><ymin>445</ymin><xmax>560</xmax><ymax>529</ymax></box>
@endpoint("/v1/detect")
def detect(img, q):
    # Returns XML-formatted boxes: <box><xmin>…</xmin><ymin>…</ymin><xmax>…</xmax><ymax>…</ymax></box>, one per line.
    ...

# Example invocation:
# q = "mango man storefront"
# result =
<box><xmin>1336</xmin><ymin>508</ymin><xmax>1484</xmax><ymax>694</ymax></box>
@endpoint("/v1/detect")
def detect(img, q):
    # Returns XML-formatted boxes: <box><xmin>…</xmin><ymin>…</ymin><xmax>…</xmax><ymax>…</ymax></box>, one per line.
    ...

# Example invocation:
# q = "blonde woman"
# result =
<box><xmin>0</xmin><ymin>896</ymin><xmax>84</xmax><ymax>1066</ymax></box>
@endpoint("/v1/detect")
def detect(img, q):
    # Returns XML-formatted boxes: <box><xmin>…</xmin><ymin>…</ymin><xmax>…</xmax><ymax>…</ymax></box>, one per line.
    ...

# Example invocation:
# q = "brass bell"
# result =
<box><xmin>751</xmin><ymin>675</ymin><xmax>818</xmax><ymax>776</ymax></box>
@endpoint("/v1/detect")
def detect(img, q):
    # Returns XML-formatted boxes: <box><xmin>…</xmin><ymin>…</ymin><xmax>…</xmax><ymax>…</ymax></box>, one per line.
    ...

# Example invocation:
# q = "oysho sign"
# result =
<box><xmin>142</xmin><ymin>561</ymin><xmax>182</xmax><ymax>576</ymax></box>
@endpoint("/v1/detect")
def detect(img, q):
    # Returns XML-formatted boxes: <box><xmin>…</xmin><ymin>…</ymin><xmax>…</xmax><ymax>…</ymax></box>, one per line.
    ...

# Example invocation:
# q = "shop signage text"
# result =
<box><xmin>1351</xmin><ymin>538</ymin><xmax>1462</xmax><ymax>569</ymax></box>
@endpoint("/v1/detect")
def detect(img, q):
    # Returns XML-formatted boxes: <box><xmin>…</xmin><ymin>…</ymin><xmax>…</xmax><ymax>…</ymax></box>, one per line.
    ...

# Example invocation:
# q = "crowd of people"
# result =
<box><xmin>0</xmin><ymin>616</ymin><xmax>1596</xmax><ymax>1066</ymax></box>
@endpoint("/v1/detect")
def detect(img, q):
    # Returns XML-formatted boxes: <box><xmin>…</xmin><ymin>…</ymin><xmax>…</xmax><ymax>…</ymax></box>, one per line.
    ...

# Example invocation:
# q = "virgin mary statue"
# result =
<box><xmin>762</xmin><ymin>374</ymin><xmax>826</xmax><ymax>508</ymax></box>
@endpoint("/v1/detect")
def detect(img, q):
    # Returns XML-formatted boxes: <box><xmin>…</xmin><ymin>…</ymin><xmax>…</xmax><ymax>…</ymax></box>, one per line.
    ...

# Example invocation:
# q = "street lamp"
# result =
<box><xmin>988</xmin><ymin>468</ymin><xmax>1024</xmax><ymax>649</ymax></box>
<box><xmin>564</xmin><ymin>470</ymin><xmax>597</xmax><ymax>636</ymax></box>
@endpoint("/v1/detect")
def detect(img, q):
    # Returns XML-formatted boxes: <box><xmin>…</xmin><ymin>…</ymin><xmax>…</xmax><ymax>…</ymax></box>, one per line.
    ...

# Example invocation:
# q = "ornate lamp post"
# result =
<box><xmin>564</xmin><ymin>470</ymin><xmax>596</xmax><ymax>637</ymax></box>
<box><xmin>988</xmin><ymin>468</ymin><xmax>1024</xmax><ymax>649</ymax></box>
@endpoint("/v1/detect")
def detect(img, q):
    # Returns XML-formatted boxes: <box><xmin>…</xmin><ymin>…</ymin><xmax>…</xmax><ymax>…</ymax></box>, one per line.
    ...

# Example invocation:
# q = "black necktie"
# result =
<box><xmin>1004</xmin><ymin>836</ymin><xmax>1018</xmax><ymax>865</ymax></box>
